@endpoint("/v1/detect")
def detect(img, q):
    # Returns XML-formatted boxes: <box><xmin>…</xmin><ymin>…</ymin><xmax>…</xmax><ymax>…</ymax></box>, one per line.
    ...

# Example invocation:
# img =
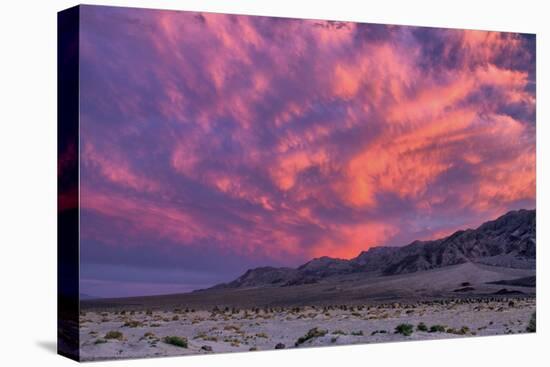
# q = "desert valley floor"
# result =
<box><xmin>80</xmin><ymin>296</ymin><xmax>535</xmax><ymax>361</ymax></box>
<box><xmin>79</xmin><ymin>262</ymin><xmax>536</xmax><ymax>361</ymax></box>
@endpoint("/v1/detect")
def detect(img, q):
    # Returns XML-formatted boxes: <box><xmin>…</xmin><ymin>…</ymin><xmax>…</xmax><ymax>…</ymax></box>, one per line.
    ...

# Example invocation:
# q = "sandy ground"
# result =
<box><xmin>79</xmin><ymin>297</ymin><xmax>535</xmax><ymax>361</ymax></box>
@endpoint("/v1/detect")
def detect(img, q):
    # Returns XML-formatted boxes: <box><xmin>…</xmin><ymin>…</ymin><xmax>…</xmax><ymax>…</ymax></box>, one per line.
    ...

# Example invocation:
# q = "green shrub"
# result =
<box><xmin>417</xmin><ymin>322</ymin><xmax>428</xmax><ymax>332</ymax></box>
<box><xmin>526</xmin><ymin>312</ymin><xmax>536</xmax><ymax>332</ymax></box>
<box><xmin>429</xmin><ymin>325</ymin><xmax>446</xmax><ymax>333</ymax></box>
<box><xmin>163</xmin><ymin>336</ymin><xmax>188</xmax><ymax>348</ymax></box>
<box><xmin>395</xmin><ymin>323</ymin><xmax>414</xmax><ymax>336</ymax></box>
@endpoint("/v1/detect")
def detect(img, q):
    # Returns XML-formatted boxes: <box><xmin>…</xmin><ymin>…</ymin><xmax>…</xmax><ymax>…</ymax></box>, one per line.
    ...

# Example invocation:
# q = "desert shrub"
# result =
<box><xmin>94</xmin><ymin>339</ymin><xmax>107</xmax><ymax>345</ymax></box>
<box><xmin>417</xmin><ymin>322</ymin><xmax>428</xmax><ymax>332</ymax></box>
<box><xmin>104</xmin><ymin>331</ymin><xmax>124</xmax><ymax>340</ymax></box>
<box><xmin>429</xmin><ymin>325</ymin><xmax>446</xmax><ymax>333</ymax></box>
<box><xmin>224</xmin><ymin>325</ymin><xmax>241</xmax><ymax>332</ymax></box>
<box><xmin>395</xmin><ymin>324</ymin><xmax>414</xmax><ymax>336</ymax></box>
<box><xmin>445</xmin><ymin>326</ymin><xmax>469</xmax><ymax>335</ymax></box>
<box><xmin>331</xmin><ymin>329</ymin><xmax>347</xmax><ymax>335</ymax></box>
<box><xmin>351</xmin><ymin>330</ymin><xmax>364</xmax><ymax>336</ymax></box>
<box><xmin>255</xmin><ymin>332</ymin><xmax>268</xmax><ymax>338</ymax></box>
<box><xmin>172</xmin><ymin>315</ymin><xmax>179</xmax><ymax>321</ymax></box>
<box><xmin>295</xmin><ymin>327</ymin><xmax>328</xmax><ymax>346</ymax></box>
<box><xmin>526</xmin><ymin>312</ymin><xmax>536</xmax><ymax>332</ymax></box>
<box><xmin>193</xmin><ymin>332</ymin><xmax>205</xmax><ymax>339</ymax></box>
<box><xmin>331</xmin><ymin>336</ymin><xmax>338</xmax><ymax>343</ymax></box>
<box><xmin>123</xmin><ymin>320</ymin><xmax>143</xmax><ymax>328</ymax></box>
<box><xmin>275</xmin><ymin>343</ymin><xmax>286</xmax><ymax>349</ymax></box>
<box><xmin>371</xmin><ymin>329</ymin><xmax>388</xmax><ymax>335</ymax></box>
<box><xmin>163</xmin><ymin>336</ymin><xmax>188</xmax><ymax>348</ymax></box>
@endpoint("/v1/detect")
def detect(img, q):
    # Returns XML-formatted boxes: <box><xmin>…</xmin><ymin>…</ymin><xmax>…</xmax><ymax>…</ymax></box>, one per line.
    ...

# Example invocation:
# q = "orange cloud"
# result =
<box><xmin>311</xmin><ymin>221</ymin><xmax>399</xmax><ymax>259</ymax></box>
<box><xmin>333</xmin><ymin>63</ymin><xmax>362</xmax><ymax>99</ymax></box>
<box><xmin>79</xmin><ymin>8</ymin><xmax>535</xmax><ymax>269</ymax></box>
<box><xmin>388</xmin><ymin>74</ymin><xmax>474</xmax><ymax>123</ymax></box>
<box><xmin>270</xmin><ymin>150</ymin><xmax>330</xmax><ymax>191</ymax></box>
<box><xmin>312</xmin><ymin>21</ymin><xmax>356</xmax><ymax>48</ymax></box>
<box><xmin>340</xmin><ymin>108</ymin><xmax>479</xmax><ymax>207</ymax></box>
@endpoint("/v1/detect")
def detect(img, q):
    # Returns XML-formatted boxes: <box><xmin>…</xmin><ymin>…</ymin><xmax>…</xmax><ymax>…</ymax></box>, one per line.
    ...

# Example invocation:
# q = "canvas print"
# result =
<box><xmin>58</xmin><ymin>4</ymin><xmax>536</xmax><ymax>362</ymax></box>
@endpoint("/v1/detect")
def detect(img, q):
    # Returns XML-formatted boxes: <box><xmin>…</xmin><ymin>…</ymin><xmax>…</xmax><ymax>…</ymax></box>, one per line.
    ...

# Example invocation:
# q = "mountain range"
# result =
<box><xmin>209</xmin><ymin>209</ymin><xmax>535</xmax><ymax>290</ymax></box>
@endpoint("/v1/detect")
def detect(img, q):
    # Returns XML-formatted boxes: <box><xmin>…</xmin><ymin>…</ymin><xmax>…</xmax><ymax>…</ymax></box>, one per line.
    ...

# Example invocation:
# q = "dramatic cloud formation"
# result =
<box><xmin>78</xmin><ymin>6</ymin><xmax>535</xmax><ymax>297</ymax></box>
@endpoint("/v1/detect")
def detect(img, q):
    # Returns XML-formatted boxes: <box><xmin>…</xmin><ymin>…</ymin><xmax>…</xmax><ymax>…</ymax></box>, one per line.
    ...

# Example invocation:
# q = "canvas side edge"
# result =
<box><xmin>57</xmin><ymin>5</ymin><xmax>81</xmax><ymax>362</ymax></box>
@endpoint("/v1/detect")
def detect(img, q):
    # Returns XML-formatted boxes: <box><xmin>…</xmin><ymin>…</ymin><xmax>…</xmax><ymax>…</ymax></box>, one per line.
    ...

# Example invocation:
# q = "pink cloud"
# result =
<box><xmin>79</xmin><ymin>8</ymin><xmax>535</xmax><ymax>265</ymax></box>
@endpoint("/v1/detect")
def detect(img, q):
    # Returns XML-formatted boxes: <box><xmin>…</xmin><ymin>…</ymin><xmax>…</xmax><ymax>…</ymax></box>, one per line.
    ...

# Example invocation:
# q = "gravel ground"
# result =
<box><xmin>79</xmin><ymin>297</ymin><xmax>536</xmax><ymax>361</ymax></box>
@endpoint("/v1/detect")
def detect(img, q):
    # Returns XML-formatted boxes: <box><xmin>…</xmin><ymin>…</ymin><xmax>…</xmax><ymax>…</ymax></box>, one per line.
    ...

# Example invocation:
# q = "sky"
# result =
<box><xmin>77</xmin><ymin>5</ymin><xmax>536</xmax><ymax>298</ymax></box>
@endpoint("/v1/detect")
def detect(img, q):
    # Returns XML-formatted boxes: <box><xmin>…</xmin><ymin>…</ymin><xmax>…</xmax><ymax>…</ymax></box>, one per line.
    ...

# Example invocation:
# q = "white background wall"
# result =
<box><xmin>0</xmin><ymin>0</ymin><xmax>548</xmax><ymax>365</ymax></box>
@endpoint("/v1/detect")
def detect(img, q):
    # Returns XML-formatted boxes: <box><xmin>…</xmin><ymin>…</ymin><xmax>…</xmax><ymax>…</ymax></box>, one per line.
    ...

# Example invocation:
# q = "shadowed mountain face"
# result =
<box><xmin>210</xmin><ymin>209</ymin><xmax>535</xmax><ymax>290</ymax></box>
